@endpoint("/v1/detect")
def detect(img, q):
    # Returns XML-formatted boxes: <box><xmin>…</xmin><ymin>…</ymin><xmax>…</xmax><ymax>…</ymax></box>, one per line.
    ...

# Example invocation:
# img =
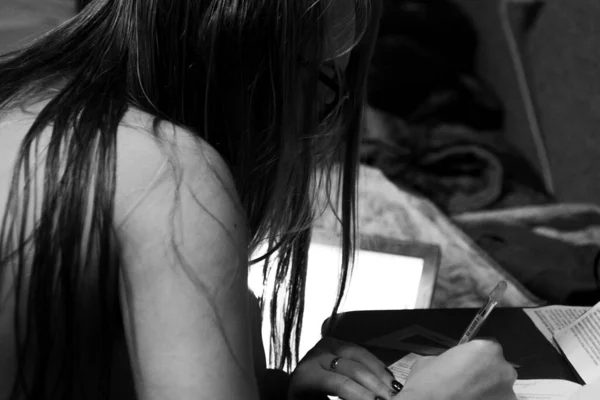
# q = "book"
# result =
<box><xmin>552</xmin><ymin>302</ymin><xmax>600</xmax><ymax>385</ymax></box>
<box><xmin>523</xmin><ymin>305</ymin><xmax>590</xmax><ymax>352</ymax></box>
<box><xmin>525</xmin><ymin>303</ymin><xmax>600</xmax><ymax>384</ymax></box>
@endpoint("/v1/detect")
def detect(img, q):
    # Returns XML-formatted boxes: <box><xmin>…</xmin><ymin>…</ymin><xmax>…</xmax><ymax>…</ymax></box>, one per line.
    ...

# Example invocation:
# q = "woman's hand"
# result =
<box><xmin>402</xmin><ymin>339</ymin><xmax>518</xmax><ymax>400</ymax></box>
<box><xmin>288</xmin><ymin>337</ymin><xmax>402</xmax><ymax>400</ymax></box>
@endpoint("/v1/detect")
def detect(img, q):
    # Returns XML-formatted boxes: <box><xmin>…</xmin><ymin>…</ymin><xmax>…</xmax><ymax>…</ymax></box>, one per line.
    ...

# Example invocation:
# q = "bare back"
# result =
<box><xmin>0</xmin><ymin>100</ymin><xmax>266</xmax><ymax>400</ymax></box>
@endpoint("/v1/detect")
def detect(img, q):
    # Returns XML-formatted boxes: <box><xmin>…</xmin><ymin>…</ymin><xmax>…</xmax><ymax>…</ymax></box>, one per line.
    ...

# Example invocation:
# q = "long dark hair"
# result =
<box><xmin>0</xmin><ymin>0</ymin><xmax>377</xmax><ymax>398</ymax></box>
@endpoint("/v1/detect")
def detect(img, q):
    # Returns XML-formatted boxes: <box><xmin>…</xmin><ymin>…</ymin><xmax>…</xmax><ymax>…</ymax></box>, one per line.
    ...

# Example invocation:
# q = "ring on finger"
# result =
<box><xmin>330</xmin><ymin>357</ymin><xmax>341</xmax><ymax>371</ymax></box>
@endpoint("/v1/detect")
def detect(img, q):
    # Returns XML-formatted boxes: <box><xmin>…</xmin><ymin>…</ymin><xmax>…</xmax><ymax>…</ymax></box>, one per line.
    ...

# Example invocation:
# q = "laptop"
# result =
<box><xmin>249</xmin><ymin>234</ymin><xmax>441</xmax><ymax>359</ymax></box>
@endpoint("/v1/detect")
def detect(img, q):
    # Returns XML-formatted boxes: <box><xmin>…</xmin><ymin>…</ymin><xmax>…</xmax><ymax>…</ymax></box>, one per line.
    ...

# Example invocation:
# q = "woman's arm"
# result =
<box><xmin>114</xmin><ymin>123</ymin><xmax>260</xmax><ymax>400</ymax></box>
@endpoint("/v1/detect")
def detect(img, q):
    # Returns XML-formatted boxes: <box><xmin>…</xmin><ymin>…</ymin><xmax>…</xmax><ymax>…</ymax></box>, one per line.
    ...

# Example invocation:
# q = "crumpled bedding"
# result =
<box><xmin>454</xmin><ymin>204</ymin><xmax>600</xmax><ymax>305</ymax></box>
<box><xmin>313</xmin><ymin>165</ymin><xmax>544</xmax><ymax>309</ymax></box>
<box><xmin>360</xmin><ymin>107</ymin><xmax>551</xmax><ymax>215</ymax></box>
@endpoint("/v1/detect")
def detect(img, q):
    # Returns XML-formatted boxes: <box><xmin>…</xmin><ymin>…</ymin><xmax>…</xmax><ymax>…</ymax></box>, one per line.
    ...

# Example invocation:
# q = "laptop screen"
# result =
<box><xmin>249</xmin><ymin>236</ymin><xmax>440</xmax><ymax>360</ymax></box>
<box><xmin>306</xmin><ymin>242</ymin><xmax>425</xmax><ymax>312</ymax></box>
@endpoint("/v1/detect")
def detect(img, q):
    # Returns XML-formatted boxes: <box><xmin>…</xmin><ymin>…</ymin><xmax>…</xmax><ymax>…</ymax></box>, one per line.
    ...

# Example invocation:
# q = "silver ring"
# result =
<box><xmin>330</xmin><ymin>357</ymin><xmax>341</xmax><ymax>371</ymax></box>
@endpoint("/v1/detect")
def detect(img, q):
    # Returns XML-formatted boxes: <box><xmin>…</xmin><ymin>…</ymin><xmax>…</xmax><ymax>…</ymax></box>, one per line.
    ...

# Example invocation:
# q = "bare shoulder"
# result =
<box><xmin>114</xmin><ymin>109</ymin><xmax>258</xmax><ymax>400</ymax></box>
<box><xmin>0</xmin><ymin>103</ymin><xmax>260</xmax><ymax>399</ymax></box>
<box><xmin>115</xmin><ymin>108</ymin><xmax>244</xmax><ymax>228</ymax></box>
<box><xmin>114</xmin><ymin>107</ymin><xmax>249</xmax><ymax>296</ymax></box>
<box><xmin>114</xmin><ymin>108</ymin><xmax>249</xmax><ymax>281</ymax></box>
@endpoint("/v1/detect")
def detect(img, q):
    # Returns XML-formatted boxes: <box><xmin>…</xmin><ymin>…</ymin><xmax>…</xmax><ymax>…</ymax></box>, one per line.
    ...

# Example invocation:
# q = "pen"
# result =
<box><xmin>458</xmin><ymin>281</ymin><xmax>507</xmax><ymax>345</ymax></box>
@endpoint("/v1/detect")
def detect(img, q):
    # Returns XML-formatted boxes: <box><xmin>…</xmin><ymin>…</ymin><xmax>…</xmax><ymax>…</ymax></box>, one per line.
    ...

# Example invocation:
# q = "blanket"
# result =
<box><xmin>313</xmin><ymin>165</ymin><xmax>543</xmax><ymax>308</ymax></box>
<box><xmin>455</xmin><ymin>205</ymin><xmax>600</xmax><ymax>305</ymax></box>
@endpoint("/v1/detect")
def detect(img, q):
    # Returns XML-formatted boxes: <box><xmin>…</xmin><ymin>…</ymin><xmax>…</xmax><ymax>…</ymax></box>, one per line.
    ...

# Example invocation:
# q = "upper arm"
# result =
<box><xmin>114</xmin><ymin>122</ymin><xmax>259</xmax><ymax>400</ymax></box>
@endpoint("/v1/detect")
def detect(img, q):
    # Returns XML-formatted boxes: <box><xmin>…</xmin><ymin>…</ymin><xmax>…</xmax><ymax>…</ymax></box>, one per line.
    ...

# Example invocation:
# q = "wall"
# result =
<box><xmin>0</xmin><ymin>0</ymin><xmax>76</xmax><ymax>54</ymax></box>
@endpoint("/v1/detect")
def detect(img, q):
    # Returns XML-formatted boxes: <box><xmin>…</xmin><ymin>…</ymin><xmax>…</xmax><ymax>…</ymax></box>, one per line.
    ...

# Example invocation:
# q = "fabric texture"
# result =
<box><xmin>313</xmin><ymin>165</ymin><xmax>543</xmax><ymax>309</ymax></box>
<box><xmin>360</xmin><ymin>107</ymin><xmax>550</xmax><ymax>215</ymax></box>
<box><xmin>455</xmin><ymin>204</ymin><xmax>600</xmax><ymax>305</ymax></box>
<box><xmin>0</xmin><ymin>0</ymin><xmax>76</xmax><ymax>55</ymax></box>
<box><xmin>368</xmin><ymin>0</ymin><xmax>503</xmax><ymax>131</ymax></box>
<box><xmin>526</xmin><ymin>0</ymin><xmax>600</xmax><ymax>204</ymax></box>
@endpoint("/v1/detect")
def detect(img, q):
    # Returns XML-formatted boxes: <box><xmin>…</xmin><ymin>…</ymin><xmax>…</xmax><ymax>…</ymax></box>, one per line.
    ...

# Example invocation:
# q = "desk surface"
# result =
<box><xmin>323</xmin><ymin>308</ymin><xmax>580</xmax><ymax>383</ymax></box>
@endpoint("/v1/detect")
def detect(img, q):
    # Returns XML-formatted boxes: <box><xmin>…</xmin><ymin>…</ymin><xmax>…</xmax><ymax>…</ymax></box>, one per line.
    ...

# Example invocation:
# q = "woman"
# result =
<box><xmin>0</xmin><ymin>0</ymin><xmax>518</xmax><ymax>399</ymax></box>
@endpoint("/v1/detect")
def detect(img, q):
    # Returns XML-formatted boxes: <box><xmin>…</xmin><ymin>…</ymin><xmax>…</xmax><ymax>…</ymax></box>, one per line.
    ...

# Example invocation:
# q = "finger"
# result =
<box><xmin>474</xmin><ymin>336</ymin><xmax>500</xmax><ymax>345</ymax></box>
<box><xmin>465</xmin><ymin>338</ymin><xmax>522</xmax><ymax>369</ymax></box>
<box><xmin>332</xmin><ymin>342</ymin><xmax>387</xmax><ymax>376</ymax></box>
<box><xmin>333</xmin><ymin>343</ymin><xmax>400</xmax><ymax>393</ymax></box>
<box><xmin>504</xmin><ymin>362</ymin><xmax>519</xmax><ymax>383</ymax></box>
<box><xmin>316</xmin><ymin>369</ymin><xmax>389</xmax><ymax>400</ymax></box>
<box><xmin>321</xmin><ymin>339</ymin><xmax>389</xmax><ymax>380</ymax></box>
<box><xmin>468</xmin><ymin>338</ymin><xmax>505</xmax><ymax>357</ymax></box>
<box><xmin>320</xmin><ymin>356</ymin><xmax>398</xmax><ymax>399</ymax></box>
<box><xmin>404</xmin><ymin>356</ymin><xmax>435</xmax><ymax>386</ymax></box>
<box><xmin>408</xmin><ymin>355</ymin><xmax>435</xmax><ymax>372</ymax></box>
